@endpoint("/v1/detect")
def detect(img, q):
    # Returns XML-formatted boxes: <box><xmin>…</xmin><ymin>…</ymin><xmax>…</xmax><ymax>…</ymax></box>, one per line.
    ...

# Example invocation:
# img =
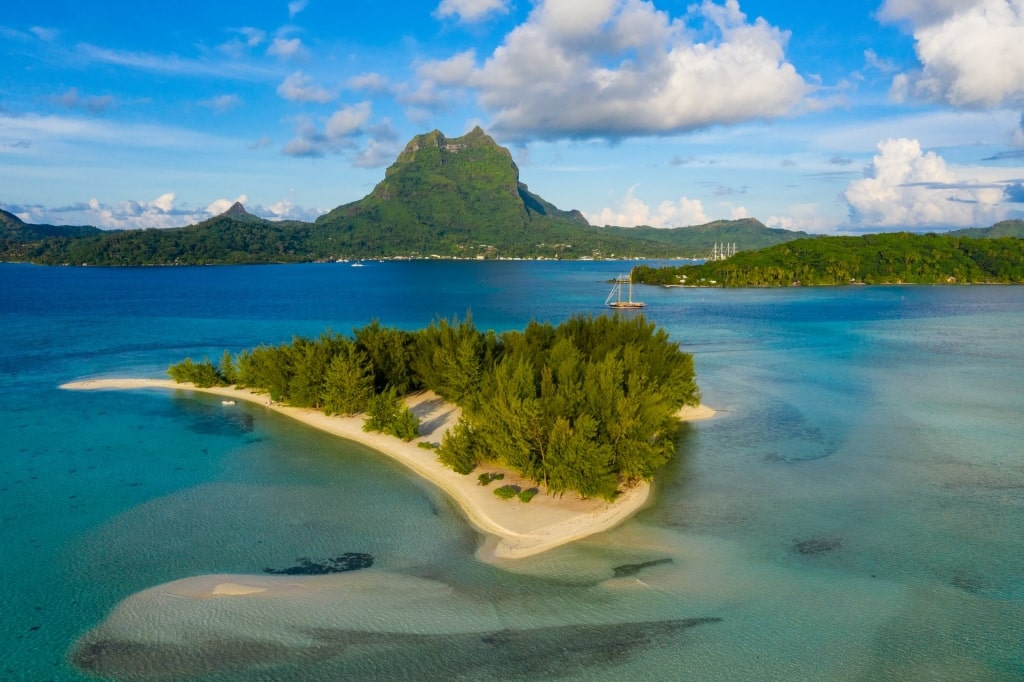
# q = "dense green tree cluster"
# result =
<box><xmin>229</xmin><ymin>330</ymin><xmax>404</xmax><ymax>413</ymax></box>
<box><xmin>364</xmin><ymin>387</ymin><xmax>421</xmax><ymax>441</ymax></box>
<box><xmin>411</xmin><ymin>314</ymin><xmax>498</xmax><ymax>404</ymax></box>
<box><xmin>632</xmin><ymin>232</ymin><xmax>1024</xmax><ymax>287</ymax></box>
<box><xmin>167</xmin><ymin>314</ymin><xmax>699</xmax><ymax>499</ymax></box>
<box><xmin>436</xmin><ymin>315</ymin><xmax>699</xmax><ymax>499</ymax></box>
<box><xmin>167</xmin><ymin>357</ymin><xmax>225</xmax><ymax>388</ymax></box>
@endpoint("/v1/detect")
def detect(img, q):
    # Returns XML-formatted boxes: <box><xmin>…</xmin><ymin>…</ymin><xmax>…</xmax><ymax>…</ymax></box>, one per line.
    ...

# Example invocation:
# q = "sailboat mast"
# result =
<box><xmin>606</xmin><ymin>272</ymin><xmax>647</xmax><ymax>309</ymax></box>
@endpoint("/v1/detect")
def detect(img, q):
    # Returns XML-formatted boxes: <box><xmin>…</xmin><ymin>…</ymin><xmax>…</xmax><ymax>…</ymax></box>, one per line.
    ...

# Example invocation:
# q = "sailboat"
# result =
<box><xmin>605</xmin><ymin>273</ymin><xmax>647</xmax><ymax>309</ymax></box>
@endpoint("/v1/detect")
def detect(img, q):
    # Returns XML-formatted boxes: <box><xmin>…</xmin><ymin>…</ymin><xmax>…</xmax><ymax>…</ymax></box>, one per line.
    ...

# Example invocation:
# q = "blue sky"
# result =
<box><xmin>2</xmin><ymin>0</ymin><xmax>1023</xmax><ymax>232</ymax></box>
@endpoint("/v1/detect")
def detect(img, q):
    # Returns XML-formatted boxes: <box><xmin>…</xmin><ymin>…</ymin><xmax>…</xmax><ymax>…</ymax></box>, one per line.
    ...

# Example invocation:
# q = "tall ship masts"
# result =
<box><xmin>605</xmin><ymin>273</ymin><xmax>647</xmax><ymax>309</ymax></box>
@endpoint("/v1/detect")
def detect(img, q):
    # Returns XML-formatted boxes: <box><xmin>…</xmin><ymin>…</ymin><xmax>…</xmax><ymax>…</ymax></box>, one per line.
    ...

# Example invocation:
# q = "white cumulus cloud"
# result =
<box><xmin>586</xmin><ymin>186</ymin><xmax>709</xmax><ymax>227</ymax></box>
<box><xmin>882</xmin><ymin>0</ymin><xmax>1024</xmax><ymax>108</ymax></box>
<box><xmin>205</xmin><ymin>194</ymin><xmax>249</xmax><ymax>216</ymax></box>
<box><xmin>347</xmin><ymin>72</ymin><xmax>392</xmax><ymax>93</ymax></box>
<box><xmin>419</xmin><ymin>0</ymin><xmax>809</xmax><ymax>140</ymax></box>
<box><xmin>324</xmin><ymin>102</ymin><xmax>372</xmax><ymax>138</ymax></box>
<box><xmin>435</xmin><ymin>0</ymin><xmax>510</xmax><ymax>22</ymax></box>
<box><xmin>843</xmin><ymin>138</ymin><xmax>1005</xmax><ymax>227</ymax></box>
<box><xmin>238</xmin><ymin>27</ymin><xmax>266</xmax><ymax>47</ymax></box>
<box><xmin>281</xmin><ymin>102</ymin><xmax>400</xmax><ymax>164</ymax></box>
<box><xmin>763</xmin><ymin>205</ymin><xmax>833</xmax><ymax>232</ymax></box>
<box><xmin>73</xmin><ymin>193</ymin><xmax>191</xmax><ymax>229</ymax></box>
<box><xmin>877</xmin><ymin>0</ymin><xmax>970</xmax><ymax>27</ymax></box>
<box><xmin>7</xmin><ymin>192</ymin><xmax>326</xmax><ymax>229</ymax></box>
<box><xmin>277</xmin><ymin>71</ymin><xmax>334</xmax><ymax>103</ymax></box>
<box><xmin>264</xmin><ymin>198</ymin><xmax>314</xmax><ymax>220</ymax></box>
<box><xmin>268</xmin><ymin>37</ymin><xmax>305</xmax><ymax>59</ymax></box>
<box><xmin>151</xmin><ymin>193</ymin><xmax>176</xmax><ymax>212</ymax></box>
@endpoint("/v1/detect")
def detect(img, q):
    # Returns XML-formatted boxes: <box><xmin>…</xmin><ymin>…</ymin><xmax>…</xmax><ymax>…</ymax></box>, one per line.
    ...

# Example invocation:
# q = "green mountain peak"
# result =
<box><xmin>390</xmin><ymin>126</ymin><xmax>495</xmax><ymax>167</ymax></box>
<box><xmin>2</xmin><ymin>127</ymin><xmax>818</xmax><ymax>264</ymax></box>
<box><xmin>315</xmin><ymin>127</ymin><xmax>589</xmax><ymax>256</ymax></box>
<box><xmin>373</xmin><ymin>126</ymin><xmax>520</xmax><ymax>201</ymax></box>
<box><xmin>1</xmin><ymin>208</ymin><xmax>26</xmax><ymax>229</ymax></box>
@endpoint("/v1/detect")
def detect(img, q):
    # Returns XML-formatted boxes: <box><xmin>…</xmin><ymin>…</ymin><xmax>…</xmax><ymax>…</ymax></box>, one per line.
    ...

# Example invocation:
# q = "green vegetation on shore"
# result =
<box><xmin>168</xmin><ymin>314</ymin><xmax>699</xmax><ymax>499</ymax></box>
<box><xmin>631</xmin><ymin>232</ymin><xmax>1024</xmax><ymax>287</ymax></box>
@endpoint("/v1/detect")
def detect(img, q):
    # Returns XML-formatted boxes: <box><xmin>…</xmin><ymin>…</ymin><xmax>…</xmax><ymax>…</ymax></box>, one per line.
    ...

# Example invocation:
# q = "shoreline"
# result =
<box><xmin>61</xmin><ymin>377</ymin><xmax>715</xmax><ymax>562</ymax></box>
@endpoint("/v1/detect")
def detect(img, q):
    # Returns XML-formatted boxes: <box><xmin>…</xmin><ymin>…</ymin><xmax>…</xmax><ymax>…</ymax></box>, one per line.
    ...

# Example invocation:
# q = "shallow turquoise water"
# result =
<box><xmin>1</xmin><ymin>262</ymin><xmax>1022</xmax><ymax>680</ymax></box>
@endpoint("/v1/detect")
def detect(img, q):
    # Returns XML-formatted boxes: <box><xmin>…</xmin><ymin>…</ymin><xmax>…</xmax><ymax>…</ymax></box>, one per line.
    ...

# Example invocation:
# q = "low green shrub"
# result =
<box><xmin>494</xmin><ymin>484</ymin><xmax>520</xmax><ymax>500</ymax></box>
<box><xmin>518</xmin><ymin>488</ymin><xmax>538</xmax><ymax>503</ymax></box>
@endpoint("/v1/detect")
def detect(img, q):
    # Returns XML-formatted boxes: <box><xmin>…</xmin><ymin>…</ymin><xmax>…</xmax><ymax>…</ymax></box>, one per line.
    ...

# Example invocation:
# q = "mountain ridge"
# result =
<box><xmin>3</xmin><ymin>127</ymin><xmax>814</xmax><ymax>265</ymax></box>
<box><xmin>1</xmin><ymin>207</ymin><xmax>102</xmax><ymax>240</ymax></box>
<box><xmin>947</xmin><ymin>219</ymin><xmax>1024</xmax><ymax>239</ymax></box>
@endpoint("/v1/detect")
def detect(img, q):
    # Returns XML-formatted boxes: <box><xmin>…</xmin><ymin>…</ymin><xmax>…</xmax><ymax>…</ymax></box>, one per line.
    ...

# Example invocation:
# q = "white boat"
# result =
<box><xmin>221</xmin><ymin>400</ymin><xmax>236</xmax><ymax>406</ymax></box>
<box><xmin>605</xmin><ymin>274</ymin><xmax>647</xmax><ymax>309</ymax></box>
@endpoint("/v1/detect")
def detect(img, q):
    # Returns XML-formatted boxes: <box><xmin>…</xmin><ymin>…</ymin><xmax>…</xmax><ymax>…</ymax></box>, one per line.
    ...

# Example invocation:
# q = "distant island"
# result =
<box><xmin>1</xmin><ymin>127</ymin><xmax>806</xmax><ymax>265</ymax></box>
<box><xmin>632</xmin><ymin>230</ymin><xmax>1024</xmax><ymax>287</ymax></box>
<box><xmin>65</xmin><ymin>314</ymin><xmax>709</xmax><ymax>559</ymax></box>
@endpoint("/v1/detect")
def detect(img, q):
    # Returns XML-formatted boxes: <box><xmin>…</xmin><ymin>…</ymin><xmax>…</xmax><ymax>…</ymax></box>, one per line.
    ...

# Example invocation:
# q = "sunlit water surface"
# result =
<box><xmin>1</xmin><ymin>262</ymin><xmax>1021</xmax><ymax>680</ymax></box>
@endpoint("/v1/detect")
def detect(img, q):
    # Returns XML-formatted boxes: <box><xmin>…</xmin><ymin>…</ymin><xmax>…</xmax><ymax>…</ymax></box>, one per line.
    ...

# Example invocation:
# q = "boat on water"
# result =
<box><xmin>605</xmin><ymin>274</ymin><xmax>647</xmax><ymax>309</ymax></box>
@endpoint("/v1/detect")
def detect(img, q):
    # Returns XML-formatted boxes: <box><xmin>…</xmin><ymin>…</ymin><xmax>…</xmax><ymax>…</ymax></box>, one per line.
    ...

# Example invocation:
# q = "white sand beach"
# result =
<box><xmin>62</xmin><ymin>378</ymin><xmax>715</xmax><ymax>561</ymax></box>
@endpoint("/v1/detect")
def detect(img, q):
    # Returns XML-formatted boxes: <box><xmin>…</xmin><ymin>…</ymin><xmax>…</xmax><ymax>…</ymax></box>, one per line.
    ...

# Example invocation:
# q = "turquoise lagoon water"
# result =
<box><xmin>1</xmin><ymin>261</ymin><xmax>1022</xmax><ymax>680</ymax></box>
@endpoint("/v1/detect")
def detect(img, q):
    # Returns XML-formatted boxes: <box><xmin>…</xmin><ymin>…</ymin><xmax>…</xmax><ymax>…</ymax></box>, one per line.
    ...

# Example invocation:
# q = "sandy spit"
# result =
<box><xmin>62</xmin><ymin>377</ymin><xmax>714</xmax><ymax>561</ymax></box>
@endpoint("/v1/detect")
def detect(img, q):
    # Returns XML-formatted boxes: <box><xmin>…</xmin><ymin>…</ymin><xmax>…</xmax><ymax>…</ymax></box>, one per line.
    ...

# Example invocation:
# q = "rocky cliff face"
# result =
<box><xmin>376</xmin><ymin>126</ymin><xmax>520</xmax><ymax>198</ymax></box>
<box><xmin>390</xmin><ymin>126</ymin><xmax>509</xmax><ymax>167</ymax></box>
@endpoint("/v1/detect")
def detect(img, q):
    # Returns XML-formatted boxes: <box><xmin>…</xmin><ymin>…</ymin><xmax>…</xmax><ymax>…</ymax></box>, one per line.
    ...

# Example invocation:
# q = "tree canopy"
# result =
<box><xmin>632</xmin><ymin>232</ymin><xmax>1024</xmax><ymax>287</ymax></box>
<box><xmin>168</xmin><ymin>314</ymin><xmax>699</xmax><ymax>500</ymax></box>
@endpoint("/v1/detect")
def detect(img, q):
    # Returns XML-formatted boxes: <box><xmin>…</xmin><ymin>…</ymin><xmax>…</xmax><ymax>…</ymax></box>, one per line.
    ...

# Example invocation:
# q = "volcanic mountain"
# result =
<box><xmin>1</xmin><ymin>127</ymin><xmax>811</xmax><ymax>264</ymax></box>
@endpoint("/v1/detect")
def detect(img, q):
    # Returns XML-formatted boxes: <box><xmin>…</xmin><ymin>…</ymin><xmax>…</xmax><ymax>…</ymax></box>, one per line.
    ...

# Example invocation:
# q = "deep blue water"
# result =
<box><xmin>2</xmin><ymin>261</ymin><xmax>1023</xmax><ymax>680</ymax></box>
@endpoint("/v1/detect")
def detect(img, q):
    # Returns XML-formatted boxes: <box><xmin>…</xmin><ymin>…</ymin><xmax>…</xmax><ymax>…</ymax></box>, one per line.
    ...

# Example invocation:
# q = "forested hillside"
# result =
<box><xmin>595</xmin><ymin>219</ymin><xmax>809</xmax><ymax>255</ymax></box>
<box><xmin>632</xmin><ymin>232</ymin><xmax>1024</xmax><ymax>286</ymax></box>
<box><xmin>1</xmin><ymin>128</ymin><xmax>804</xmax><ymax>264</ymax></box>
<box><xmin>947</xmin><ymin>219</ymin><xmax>1024</xmax><ymax>239</ymax></box>
<box><xmin>15</xmin><ymin>213</ymin><xmax>314</xmax><ymax>265</ymax></box>
<box><xmin>0</xmin><ymin>209</ymin><xmax>102</xmax><ymax>260</ymax></box>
